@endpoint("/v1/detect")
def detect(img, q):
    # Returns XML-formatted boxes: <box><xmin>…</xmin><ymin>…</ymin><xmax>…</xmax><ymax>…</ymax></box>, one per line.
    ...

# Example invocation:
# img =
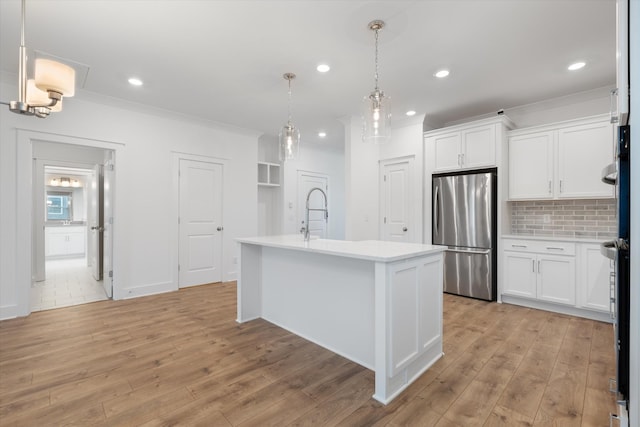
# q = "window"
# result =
<box><xmin>46</xmin><ymin>192</ymin><xmax>72</xmax><ymax>221</ymax></box>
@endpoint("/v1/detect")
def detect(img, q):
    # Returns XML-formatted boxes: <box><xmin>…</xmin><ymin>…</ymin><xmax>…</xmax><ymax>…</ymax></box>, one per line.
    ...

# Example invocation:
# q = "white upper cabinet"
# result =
<box><xmin>508</xmin><ymin>115</ymin><xmax>614</xmax><ymax>200</ymax></box>
<box><xmin>557</xmin><ymin>121</ymin><xmax>614</xmax><ymax>198</ymax></box>
<box><xmin>427</xmin><ymin>117</ymin><xmax>511</xmax><ymax>173</ymax></box>
<box><xmin>508</xmin><ymin>131</ymin><xmax>554</xmax><ymax>199</ymax></box>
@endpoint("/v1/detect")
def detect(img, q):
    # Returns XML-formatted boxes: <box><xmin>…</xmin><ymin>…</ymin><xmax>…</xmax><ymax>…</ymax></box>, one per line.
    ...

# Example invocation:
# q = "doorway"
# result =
<box><xmin>380</xmin><ymin>157</ymin><xmax>415</xmax><ymax>242</ymax></box>
<box><xmin>297</xmin><ymin>171</ymin><xmax>329</xmax><ymax>239</ymax></box>
<box><xmin>31</xmin><ymin>144</ymin><xmax>115</xmax><ymax>312</ymax></box>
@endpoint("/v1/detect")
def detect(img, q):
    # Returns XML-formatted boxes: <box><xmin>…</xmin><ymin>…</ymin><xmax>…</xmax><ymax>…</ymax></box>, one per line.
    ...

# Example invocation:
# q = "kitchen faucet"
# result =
<box><xmin>303</xmin><ymin>187</ymin><xmax>328</xmax><ymax>241</ymax></box>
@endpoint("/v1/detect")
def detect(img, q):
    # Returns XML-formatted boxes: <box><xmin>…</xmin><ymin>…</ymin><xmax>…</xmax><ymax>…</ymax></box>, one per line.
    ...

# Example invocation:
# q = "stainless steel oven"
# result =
<box><xmin>601</xmin><ymin>124</ymin><xmax>630</xmax><ymax>425</ymax></box>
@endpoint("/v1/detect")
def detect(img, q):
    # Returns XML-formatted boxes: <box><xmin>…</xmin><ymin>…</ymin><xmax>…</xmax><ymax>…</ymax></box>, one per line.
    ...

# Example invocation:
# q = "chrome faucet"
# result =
<box><xmin>303</xmin><ymin>187</ymin><xmax>328</xmax><ymax>241</ymax></box>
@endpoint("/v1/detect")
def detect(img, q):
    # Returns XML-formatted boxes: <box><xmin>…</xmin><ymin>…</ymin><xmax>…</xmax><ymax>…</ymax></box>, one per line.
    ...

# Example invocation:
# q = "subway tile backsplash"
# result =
<box><xmin>510</xmin><ymin>199</ymin><xmax>616</xmax><ymax>239</ymax></box>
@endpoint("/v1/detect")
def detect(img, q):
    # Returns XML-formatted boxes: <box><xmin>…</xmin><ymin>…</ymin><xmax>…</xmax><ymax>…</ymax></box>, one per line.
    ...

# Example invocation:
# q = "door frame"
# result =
<box><xmin>379</xmin><ymin>155</ymin><xmax>418</xmax><ymax>243</ymax></box>
<box><xmin>296</xmin><ymin>170</ymin><xmax>330</xmax><ymax>238</ymax></box>
<box><xmin>16</xmin><ymin>130</ymin><xmax>123</xmax><ymax>317</ymax></box>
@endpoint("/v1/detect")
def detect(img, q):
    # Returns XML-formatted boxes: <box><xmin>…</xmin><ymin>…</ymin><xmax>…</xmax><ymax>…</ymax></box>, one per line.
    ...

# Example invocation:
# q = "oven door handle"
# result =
<box><xmin>601</xmin><ymin>240</ymin><xmax>618</xmax><ymax>260</ymax></box>
<box><xmin>601</xmin><ymin>163</ymin><xmax>617</xmax><ymax>185</ymax></box>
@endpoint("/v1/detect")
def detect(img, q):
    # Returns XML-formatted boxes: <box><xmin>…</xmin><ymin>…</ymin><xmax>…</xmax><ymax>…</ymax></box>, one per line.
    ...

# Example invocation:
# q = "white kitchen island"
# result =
<box><xmin>236</xmin><ymin>235</ymin><xmax>446</xmax><ymax>404</ymax></box>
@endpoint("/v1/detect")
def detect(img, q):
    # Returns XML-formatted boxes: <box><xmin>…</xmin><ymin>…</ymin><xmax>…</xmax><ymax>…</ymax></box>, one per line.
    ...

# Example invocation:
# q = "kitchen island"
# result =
<box><xmin>236</xmin><ymin>235</ymin><xmax>446</xmax><ymax>404</ymax></box>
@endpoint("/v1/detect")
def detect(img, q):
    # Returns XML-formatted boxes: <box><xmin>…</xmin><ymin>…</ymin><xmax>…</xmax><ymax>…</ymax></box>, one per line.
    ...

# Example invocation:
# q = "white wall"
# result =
<box><xmin>344</xmin><ymin>116</ymin><xmax>424</xmax><ymax>242</ymax></box>
<box><xmin>282</xmin><ymin>142</ymin><xmax>346</xmax><ymax>240</ymax></box>
<box><xmin>0</xmin><ymin>81</ymin><xmax>259</xmax><ymax>319</ymax></box>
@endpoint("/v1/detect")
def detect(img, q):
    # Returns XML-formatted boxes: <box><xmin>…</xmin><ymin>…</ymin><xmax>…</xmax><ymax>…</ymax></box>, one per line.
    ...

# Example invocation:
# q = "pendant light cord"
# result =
<box><xmin>374</xmin><ymin>27</ymin><xmax>379</xmax><ymax>91</ymax></box>
<box><xmin>287</xmin><ymin>77</ymin><xmax>292</xmax><ymax>125</ymax></box>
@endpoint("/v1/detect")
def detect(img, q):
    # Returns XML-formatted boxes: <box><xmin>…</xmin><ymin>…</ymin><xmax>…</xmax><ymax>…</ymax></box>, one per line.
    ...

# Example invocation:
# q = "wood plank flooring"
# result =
<box><xmin>0</xmin><ymin>282</ymin><xmax>617</xmax><ymax>426</ymax></box>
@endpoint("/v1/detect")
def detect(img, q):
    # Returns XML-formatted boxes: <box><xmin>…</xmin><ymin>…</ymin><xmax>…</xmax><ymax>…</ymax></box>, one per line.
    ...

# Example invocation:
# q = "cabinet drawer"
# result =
<box><xmin>503</xmin><ymin>239</ymin><xmax>576</xmax><ymax>256</ymax></box>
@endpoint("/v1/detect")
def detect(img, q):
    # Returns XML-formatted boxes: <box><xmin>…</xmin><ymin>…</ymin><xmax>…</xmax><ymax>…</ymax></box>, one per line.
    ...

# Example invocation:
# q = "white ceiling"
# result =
<box><xmin>0</xmin><ymin>0</ymin><xmax>616</xmax><ymax>148</ymax></box>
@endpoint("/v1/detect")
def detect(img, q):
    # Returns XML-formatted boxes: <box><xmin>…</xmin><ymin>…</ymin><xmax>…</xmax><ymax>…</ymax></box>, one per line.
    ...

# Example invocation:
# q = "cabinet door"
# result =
<box><xmin>433</xmin><ymin>132</ymin><xmax>461</xmax><ymax>172</ymax></box>
<box><xmin>46</xmin><ymin>232</ymin><xmax>67</xmax><ymax>256</ymax></box>
<box><xmin>537</xmin><ymin>255</ymin><xmax>575</xmax><ymax>306</ymax></box>
<box><xmin>508</xmin><ymin>131</ymin><xmax>554</xmax><ymax>199</ymax></box>
<box><xmin>502</xmin><ymin>251</ymin><xmax>537</xmax><ymax>298</ymax></box>
<box><xmin>557</xmin><ymin>121</ymin><xmax>614</xmax><ymax>198</ymax></box>
<box><xmin>461</xmin><ymin>124</ymin><xmax>495</xmax><ymax>169</ymax></box>
<box><xmin>66</xmin><ymin>231</ymin><xmax>86</xmax><ymax>255</ymax></box>
<box><xmin>578</xmin><ymin>244</ymin><xmax>611</xmax><ymax>312</ymax></box>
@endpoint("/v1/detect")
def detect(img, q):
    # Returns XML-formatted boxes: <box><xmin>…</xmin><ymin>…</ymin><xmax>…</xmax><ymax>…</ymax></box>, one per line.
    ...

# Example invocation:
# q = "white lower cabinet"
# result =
<box><xmin>45</xmin><ymin>226</ymin><xmax>86</xmax><ymax>257</ymax></box>
<box><xmin>502</xmin><ymin>238</ymin><xmax>610</xmax><ymax>321</ymax></box>
<box><xmin>503</xmin><ymin>245</ymin><xmax>575</xmax><ymax>306</ymax></box>
<box><xmin>577</xmin><ymin>243</ymin><xmax>612</xmax><ymax>313</ymax></box>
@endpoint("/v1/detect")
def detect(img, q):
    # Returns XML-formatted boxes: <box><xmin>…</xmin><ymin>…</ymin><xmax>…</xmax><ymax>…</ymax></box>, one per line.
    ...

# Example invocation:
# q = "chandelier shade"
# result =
<box><xmin>35</xmin><ymin>58</ymin><xmax>76</xmax><ymax>97</ymax></box>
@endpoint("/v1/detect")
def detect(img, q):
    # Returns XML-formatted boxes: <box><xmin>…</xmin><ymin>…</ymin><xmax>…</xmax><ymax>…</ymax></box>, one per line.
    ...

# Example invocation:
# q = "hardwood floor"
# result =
<box><xmin>0</xmin><ymin>282</ymin><xmax>617</xmax><ymax>426</ymax></box>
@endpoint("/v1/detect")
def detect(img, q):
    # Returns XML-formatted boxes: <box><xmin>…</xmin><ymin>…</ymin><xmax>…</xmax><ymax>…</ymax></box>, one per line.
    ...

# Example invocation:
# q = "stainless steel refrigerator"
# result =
<box><xmin>432</xmin><ymin>169</ymin><xmax>497</xmax><ymax>301</ymax></box>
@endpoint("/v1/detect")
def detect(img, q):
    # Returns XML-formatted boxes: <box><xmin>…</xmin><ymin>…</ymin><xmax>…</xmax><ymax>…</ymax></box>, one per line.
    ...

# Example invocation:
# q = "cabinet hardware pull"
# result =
<box><xmin>532</xmin><ymin>259</ymin><xmax>535</xmax><ymax>273</ymax></box>
<box><xmin>538</xmin><ymin>260</ymin><xmax>541</xmax><ymax>273</ymax></box>
<box><xmin>512</xmin><ymin>244</ymin><xmax>527</xmax><ymax>248</ymax></box>
<box><xmin>560</xmin><ymin>180</ymin><xmax>563</xmax><ymax>193</ymax></box>
<box><xmin>461</xmin><ymin>153</ymin><xmax>465</xmax><ymax>165</ymax></box>
<box><xmin>548</xmin><ymin>180</ymin><xmax>552</xmax><ymax>193</ymax></box>
<box><xmin>546</xmin><ymin>247</ymin><xmax>564</xmax><ymax>251</ymax></box>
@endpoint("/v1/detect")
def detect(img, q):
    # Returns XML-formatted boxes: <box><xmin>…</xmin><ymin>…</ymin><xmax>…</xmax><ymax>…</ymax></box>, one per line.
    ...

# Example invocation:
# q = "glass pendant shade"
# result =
<box><xmin>362</xmin><ymin>89</ymin><xmax>390</xmax><ymax>143</ymax></box>
<box><xmin>279</xmin><ymin>123</ymin><xmax>300</xmax><ymax>161</ymax></box>
<box><xmin>35</xmin><ymin>58</ymin><xmax>75</xmax><ymax>97</ymax></box>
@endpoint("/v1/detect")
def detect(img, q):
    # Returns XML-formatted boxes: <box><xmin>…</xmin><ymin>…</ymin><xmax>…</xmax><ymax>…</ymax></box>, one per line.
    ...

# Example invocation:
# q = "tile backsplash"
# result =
<box><xmin>510</xmin><ymin>199</ymin><xmax>616</xmax><ymax>239</ymax></box>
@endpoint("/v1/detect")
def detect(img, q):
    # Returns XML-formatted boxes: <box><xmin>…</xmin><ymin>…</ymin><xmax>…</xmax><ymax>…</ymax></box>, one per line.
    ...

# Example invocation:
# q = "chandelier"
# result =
<box><xmin>1</xmin><ymin>0</ymin><xmax>75</xmax><ymax>118</ymax></box>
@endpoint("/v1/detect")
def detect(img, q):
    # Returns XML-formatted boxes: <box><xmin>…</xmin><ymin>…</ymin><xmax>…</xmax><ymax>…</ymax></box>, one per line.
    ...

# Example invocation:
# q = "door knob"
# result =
<box><xmin>217</xmin><ymin>226</ymin><xmax>224</xmax><ymax>231</ymax></box>
<box><xmin>91</xmin><ymin>226</ymin><xmax>105</xmax><ymax>232</ymax></box>
<box><xmin>403</xmin><ymin>227</ymin><xmax>408</xmax><ymax>232</ymax></box>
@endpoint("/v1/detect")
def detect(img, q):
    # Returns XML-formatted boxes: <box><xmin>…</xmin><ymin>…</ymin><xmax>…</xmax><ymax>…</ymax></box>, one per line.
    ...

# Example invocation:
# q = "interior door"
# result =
<box><xmin>102</xmin><ymin>153</ymin><xmax>114</xmax><ymax>298</ymax></box>
<box><xmin>89</xmin><ymin>164</ymin><xmax>103</xmax><ymax>281</ymax></box>
<box><xmin>297</xmin><ymin>172</ymin><xmax>328</xmax><ymax>238</ymax></box>
<box><xmin>381</xmin><ymin>159</ymin><xmax>413</xmax><ymax>242</ymax></box>
<box><xmin>179</xmin><ymin>159</ymin><xmax>223</xmax><ymax>287</ymax></box>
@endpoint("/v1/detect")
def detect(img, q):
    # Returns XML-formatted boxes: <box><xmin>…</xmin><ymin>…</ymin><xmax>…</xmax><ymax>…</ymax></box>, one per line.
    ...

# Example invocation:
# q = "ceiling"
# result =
<box><xmin>0</xmin><ymin>0</ymin><xmax>616</xmax><ymax>149</ymax></box>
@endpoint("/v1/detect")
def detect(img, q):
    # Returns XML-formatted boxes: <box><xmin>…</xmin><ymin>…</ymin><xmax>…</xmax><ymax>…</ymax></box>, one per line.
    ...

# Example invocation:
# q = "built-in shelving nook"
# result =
<box><xmin>257</xmin><ymin>162</ymin><xmax>280</xmax><ymax>187</ymax></box>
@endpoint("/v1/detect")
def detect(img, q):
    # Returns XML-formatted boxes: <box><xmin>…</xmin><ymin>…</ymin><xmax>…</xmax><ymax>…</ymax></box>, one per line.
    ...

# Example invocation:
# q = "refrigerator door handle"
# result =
<box><xmin>446</xmin><ymin>248</ymin><xmax>491</xmax><ymax>255</ymax></box>
<box><xmin>433</xmin><ymin>185</ymin><xmax>440</xmax><ymax>238</ymax></box>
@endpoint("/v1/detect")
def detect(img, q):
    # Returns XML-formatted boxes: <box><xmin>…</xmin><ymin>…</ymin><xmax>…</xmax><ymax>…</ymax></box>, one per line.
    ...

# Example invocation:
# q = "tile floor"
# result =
<box><xmin>31</xmin><ymin>257</ymin><xmax>108</xmax><ymax>312</ymax></box>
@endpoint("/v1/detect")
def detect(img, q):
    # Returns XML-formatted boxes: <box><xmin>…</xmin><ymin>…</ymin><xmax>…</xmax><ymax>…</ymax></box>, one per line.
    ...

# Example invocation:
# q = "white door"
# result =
<box><xmin>179</xmin><ymin>159</ymin><xmax>223</xmax><ymax>287</ymax></box>
<box><xmin>508</xmin><ymin>132</ymin><xmax>554</xmax><ymax>199</ymax></box>
<box><xmin>89</xmin><ymin>165</ymin><xmax>103</xmax><ymax>281</ymax></box>
<box><xmin>537</xmin><ymin>255</ymin><xmax>576</xmax><ymax>306</ymax></box>
<box><xmin>380</xmin><ymin>158</ymin><xmax>413</xmax><ymax>242</ymax></box>
<box><xmin>297</xmin><ymin>172</ymin><xmax>328</xmax><ymax>238</ymax></box>
<box><xmin>102</xmin><ymin>154</ymin><xmax>115</xmax><ymax>298</ymax></box>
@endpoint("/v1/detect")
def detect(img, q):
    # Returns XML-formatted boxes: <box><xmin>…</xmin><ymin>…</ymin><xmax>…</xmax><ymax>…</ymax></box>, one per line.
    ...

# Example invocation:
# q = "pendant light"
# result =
<box><xmin>279</xmin><ymin>73</ymin><xmax>300</xmax><ymax>161</ymax></box>
<box><xmin>362</xmin><ymin>20</ymin><xmax>390</xmax><ymax>143</ymax></box>
<box><xmin>1</xmin><ymin>0</ymin><xmax>75</xmax><ymax>118</ymax></box>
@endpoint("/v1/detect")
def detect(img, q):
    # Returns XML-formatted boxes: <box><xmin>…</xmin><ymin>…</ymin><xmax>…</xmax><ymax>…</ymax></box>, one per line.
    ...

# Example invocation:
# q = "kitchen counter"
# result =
<box><xmin>236</xmin><ymin>235</ymin><xmax>446</xmax><ymax>404</ymax></box>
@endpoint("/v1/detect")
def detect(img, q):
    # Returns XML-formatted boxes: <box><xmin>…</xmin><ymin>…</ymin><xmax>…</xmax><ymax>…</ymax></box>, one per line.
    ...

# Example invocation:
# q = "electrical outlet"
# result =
<box><xmin>233</xmin><ymin>256</ymin><xmax>238</xmax><ymax>265</ymax></box>
<box><xmin>543</xmin><ymin>214</ymin><xmax>551</xmax><ymax>224</ymax></box>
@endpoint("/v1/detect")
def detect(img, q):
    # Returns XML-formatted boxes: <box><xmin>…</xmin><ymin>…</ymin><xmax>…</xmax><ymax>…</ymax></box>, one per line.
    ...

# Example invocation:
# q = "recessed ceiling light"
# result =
<box><xmin>567</xmin><ymin>62</ymin><xmax>586</xmax><ymax>71</ymax></box>
<box><xmin>434</xmin><ymin>69</ymin><xmax>450</xmax><ymax>78</ymax></box>
<box><xmin>128</xmin><ymin>77</ymin><xmax>143</xmax><ymax>86</ymax></box>
<box><xmin>317</xmin><ymin>64</ymin><xmax>330</xmax><ymax>73</ymax></box>
<box><xmin>318</xmin><ymin>131</ymin><xmax>327</xmax><ymax>138</ymax></box>
<box><xmin>406</xmin><ymin>110</ymin><xmax>417</xmax><ymax>116</ymax></box>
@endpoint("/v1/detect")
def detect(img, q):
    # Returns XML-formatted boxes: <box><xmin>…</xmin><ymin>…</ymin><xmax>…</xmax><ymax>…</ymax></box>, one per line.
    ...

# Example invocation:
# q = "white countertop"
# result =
<box><xmin>502</xmin><ymin>234</ymin><xmax>610</xmax><ymax>244</ymax></box>
<box><xmin>237</xmin><ymin>235</ymin><xmax>446</xmax><ymax>262</ymax></box>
